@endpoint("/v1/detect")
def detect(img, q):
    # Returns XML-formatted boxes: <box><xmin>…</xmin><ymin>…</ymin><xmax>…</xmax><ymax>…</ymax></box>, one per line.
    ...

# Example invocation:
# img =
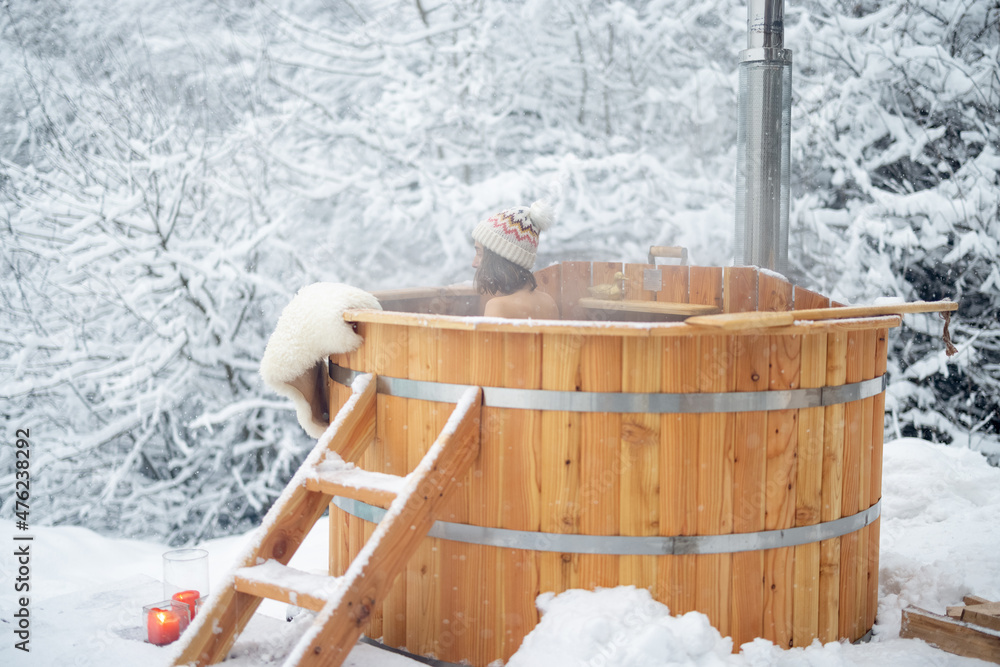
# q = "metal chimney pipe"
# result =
<box><xmin>735</xmin><ymin>0</ymin><xmax>792</xmax><ymax>274</ymax></box>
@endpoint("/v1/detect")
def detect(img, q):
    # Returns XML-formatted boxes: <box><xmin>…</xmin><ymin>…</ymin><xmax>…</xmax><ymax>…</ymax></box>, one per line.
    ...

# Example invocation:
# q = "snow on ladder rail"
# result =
<box><xmin>233</xmin><ymin>559</ymin><xmax>343</xmax><ymax>613</ymax></box>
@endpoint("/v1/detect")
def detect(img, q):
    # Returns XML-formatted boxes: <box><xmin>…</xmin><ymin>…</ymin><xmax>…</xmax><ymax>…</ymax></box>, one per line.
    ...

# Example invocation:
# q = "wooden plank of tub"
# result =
<box><xmin>327</xmin><ymin>352</ymin><xmax>353</xmax><ymax>597</ymax></box>
<box><xmin>499</xmin><ymin>331</ymin><xmax>542</xmax><ymax>662</ymax></box>
<box><xmin>660</xmin><ymin>335</ymin><xmax>697</xmax><ymax>614</ymax></box>
<box><xmin>578</xmin><ymin>298</ymin><xmax>720</xmax><ymax>317</ymax></box>
<box><xmin>371</xmin><ymin>323</ymin><xmax>410</xmax><ymax>649</ymax></box>
<box><xmin>657</xmin><ymin>265</ymin><xmax>690</xmax><ymax>304</ymax></box>
<box><xmin>589</xmin><ymin>261</ymin><xmax>625</xmax><ymax>320</ymax></box>
<box><xmin>561</xmin><ymin>261</ymin><xmax>593</xmax><ymax>321</ymax></box>
<box><xmin>693</xmin><ymin>333</ymin><xmax>734</xmax><ymax>638</ymax></box>
<box><xmin>762</xmin><ymin>273</ymin><xmax>798</xmax><ymax>649</ymax></box>
<box><xmin>620</xmin><ymin>335</ymin><xmax>661</xmax><ymax>593</ymax></box>
<box><xmin>726</xmin><ymin>266</ymin><xmax>766</xmax><ymax>648</ymax></box>
<box><xmin>661</xmin><ymin>264</ymin><xmax>697</xmax><ymax>613</ymax></box>
<box><xmin>625</xmin><ymin>262</ymin><xmax>656</xmax><ymax>301</ymax></box>
<box><xmin>854</xmin><ymin>328</ymin><xmax>877</xmax><ymax>640</ymax></box>
<box><xmin>539</xmin><ymin>332</ymin><xmax>583</xmax><ymax>597</ymax></box>
<box><xmin>792</xmin><ymin>287</ymin><xmax>830</xmax><ymax>646</ymax></box>
<box><xmin>342</xmin><ymin>326</ymin><xmax>374</xmax><ymax>641</ymax></box>
<box><xmin>534</xmin><ymin>263</ymin><xmax>562</xmax><ymax>316</ymax></box>
<box><xmin>360</xmin><ymin>323</ymin><xmax>389</xmax><ymax>640</ymax></box>
<box><xmin>724</xmin><ymin>266</ymin><xmax>758</xmax><ymax>314</ymax></box>
<box><xmin>690</xmin><ymin>267</ymin><xmax>725</xmax><ymax>312</ymax></box>
<box><xmin>819</xmin><ymin>330</ymin><xmax>848</xmax><ymax>642</ymax></box>
<box><xmin>868</xmin><ymin>327</ymin><xmax>889</xmax><ymax>632</ymax></box>
<box><xmin>468</xmin><ymin>329</ymin><xmax>503</xmax><ymax>662</ymax></box>
<box><xmin>328</xmin><ymin>347</ymin><xmax>354</xmax><ymax>625</ymax></box>
<box><xmin>691</xmin><ymin>267</ymin><xmax>732</xmax><ymax>638</ymax></box>
<box><xmin>436</xmin><ymin>328</ymin><xmax>478</xmax><ymax>662</ymax></box>
<box><xmin>406</xmin><ymin>325</ymin><xmax>443</xmax><ymax>657</ymax></box>
<box><xmin>839</xmin><ymin>330</ymin><xmax>864</xmax><ymax>640</ymax></box>
<box><xmin>578</xmin><ymin>334</ymin><xmax>622</xmax><ymax>590</ymax></box>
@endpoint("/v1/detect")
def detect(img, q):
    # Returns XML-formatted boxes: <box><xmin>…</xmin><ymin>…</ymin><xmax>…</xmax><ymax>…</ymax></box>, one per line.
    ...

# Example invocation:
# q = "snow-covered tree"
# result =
<box><xmin>788</xmin><ymin>0</ymin><xmax>999</xmax><ymax>462</ymax></box>
<box><xmin>1</xmin><ymin>0</ymin><xmax>996</xmax><ymax>544</ymax></box>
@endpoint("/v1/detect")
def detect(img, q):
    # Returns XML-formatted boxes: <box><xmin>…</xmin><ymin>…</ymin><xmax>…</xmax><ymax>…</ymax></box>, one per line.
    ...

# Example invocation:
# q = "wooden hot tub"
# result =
<box><xmin>325</xmin><ymin>261</ymin><xmax>896</xmax><ymax>665</ymax></box>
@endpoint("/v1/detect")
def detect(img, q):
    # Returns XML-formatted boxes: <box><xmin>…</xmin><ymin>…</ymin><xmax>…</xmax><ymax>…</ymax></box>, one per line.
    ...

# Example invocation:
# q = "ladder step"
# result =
<box><xmin>233</xmin><ymin>560</ymin><xmax>342</xmax><ymax>613</ymax></box>
<box><xmin>304</xmin><ymin>460</ymin><xmax>405</xmax><ymax>507</ymax></box>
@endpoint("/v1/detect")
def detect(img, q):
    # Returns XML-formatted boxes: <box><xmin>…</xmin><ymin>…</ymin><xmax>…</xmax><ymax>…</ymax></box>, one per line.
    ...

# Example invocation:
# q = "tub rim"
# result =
<box><xmin>343</xmin><ymin>308</ymin><xmax>901</xmax><ymax>336</ymax></box>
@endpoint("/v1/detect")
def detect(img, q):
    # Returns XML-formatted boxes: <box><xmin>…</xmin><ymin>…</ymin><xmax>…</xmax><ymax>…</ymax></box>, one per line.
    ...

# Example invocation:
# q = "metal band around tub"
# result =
<box><xmin>329</xmin><ymin>363</ymin><xmax>886</xmax><ymax>413</ymax></box>
<box><xmin>332</xmin><ymin>496</ymin><xmax>881</xmax><ymax>556</ymax></box>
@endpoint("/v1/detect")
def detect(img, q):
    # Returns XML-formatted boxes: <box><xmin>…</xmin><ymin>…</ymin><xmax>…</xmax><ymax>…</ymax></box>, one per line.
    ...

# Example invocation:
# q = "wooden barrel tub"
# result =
<box><xmin>325</xmin><ymin>262</ymin><xmax>896</xmax><ymax>665</ymax></box>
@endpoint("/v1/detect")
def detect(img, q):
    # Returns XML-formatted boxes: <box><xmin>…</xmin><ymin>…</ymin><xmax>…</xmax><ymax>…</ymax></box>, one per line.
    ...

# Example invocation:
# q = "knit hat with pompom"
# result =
<box><xmin>472</xmin><ymin>200</ymin><xmax>553</xmax><ymax>270</ymax></box>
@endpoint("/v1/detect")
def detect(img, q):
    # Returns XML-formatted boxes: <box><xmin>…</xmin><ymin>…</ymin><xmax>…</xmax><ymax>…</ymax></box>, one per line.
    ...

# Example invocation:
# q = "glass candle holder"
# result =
<box><xmin>162</xmin><ymin>548</ymin><xmax>210</xmax><ymax>601</ymax></box>
<box><xmin>143</xmin><ymin>600</ymin><xmax>190</xmax><ymax>646</ymax></box>
<box><xmin>172</xmin><ymin>589</ymin><xmax>200</xmax><ymax>620</ymax></box>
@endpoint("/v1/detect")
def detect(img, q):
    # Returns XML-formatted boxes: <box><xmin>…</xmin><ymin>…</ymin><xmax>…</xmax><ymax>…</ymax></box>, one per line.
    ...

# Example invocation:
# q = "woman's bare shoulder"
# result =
<box><xmin>484</xmin><ymin>290</ymin><xmax>559</xmax><ymax>319</ymax></box>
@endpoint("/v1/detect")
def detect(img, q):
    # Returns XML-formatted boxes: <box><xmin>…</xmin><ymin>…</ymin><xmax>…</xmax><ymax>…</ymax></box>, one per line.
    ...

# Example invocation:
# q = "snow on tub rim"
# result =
<box><xmin>325</xmin><ymin>262</ymin><xmax>902</xmax><ymax>666</ymax></box>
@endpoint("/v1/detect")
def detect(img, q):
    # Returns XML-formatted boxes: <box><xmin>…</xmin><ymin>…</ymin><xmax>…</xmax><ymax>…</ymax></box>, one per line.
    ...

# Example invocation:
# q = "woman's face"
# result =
<box><xmin>472</xmin><ymin>241</ymin><xmax>484</xmax><ymax>269</ymax></box>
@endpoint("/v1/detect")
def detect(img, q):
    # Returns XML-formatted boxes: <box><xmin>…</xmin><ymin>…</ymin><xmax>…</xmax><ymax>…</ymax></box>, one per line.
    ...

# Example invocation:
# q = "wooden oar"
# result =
<box><xmin>684</xmin><ymin>299</ymin><xmax>957</xmax><ymax>330</ymax></box>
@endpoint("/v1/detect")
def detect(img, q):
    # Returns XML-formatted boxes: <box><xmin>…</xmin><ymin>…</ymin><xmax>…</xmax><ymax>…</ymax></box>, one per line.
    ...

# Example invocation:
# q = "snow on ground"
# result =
<box><xmin>1</xmin><ymin>437</ymin><xmax>998</xmax><ymax>667</ymax></box>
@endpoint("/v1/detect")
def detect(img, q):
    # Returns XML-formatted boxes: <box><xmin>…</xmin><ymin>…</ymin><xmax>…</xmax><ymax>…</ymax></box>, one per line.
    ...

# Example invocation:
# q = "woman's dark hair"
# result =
<box><xmin>474</xmin><ymin>247</ymin><xmax>537</xmax><ymax>296</ymax></box>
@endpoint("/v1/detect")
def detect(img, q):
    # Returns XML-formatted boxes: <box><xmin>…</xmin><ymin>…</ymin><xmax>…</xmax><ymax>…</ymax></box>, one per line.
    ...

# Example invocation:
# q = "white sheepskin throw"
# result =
<box><xmin>260</xmin><ymin>282</ymin><xmax>381</xmax><ymax>438</ymax></box>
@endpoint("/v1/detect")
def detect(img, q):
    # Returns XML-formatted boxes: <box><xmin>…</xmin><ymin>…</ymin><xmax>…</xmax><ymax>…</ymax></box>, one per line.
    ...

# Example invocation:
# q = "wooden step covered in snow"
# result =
<box><xmin>302</xmin><ymin>462</ymin><xmax>405</xmax><ymax>507</ymax></box>
<box><xmin>233</xmin><ymin>561</ymin><xmax>342</xmax><ymax>613</ymax></box>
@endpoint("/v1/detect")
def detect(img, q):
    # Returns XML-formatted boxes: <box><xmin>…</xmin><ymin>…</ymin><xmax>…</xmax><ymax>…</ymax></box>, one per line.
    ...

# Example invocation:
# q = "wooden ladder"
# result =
<box><xmin>170</xmin><ymin>374</ymin><xmax>483</xmax><ymax>667</ymax></box>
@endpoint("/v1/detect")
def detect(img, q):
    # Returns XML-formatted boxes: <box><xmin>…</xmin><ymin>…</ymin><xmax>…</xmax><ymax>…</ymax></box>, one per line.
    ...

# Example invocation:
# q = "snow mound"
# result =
<box><xmin>508</xmin><ymin>586</ymin><xmax>737</xmax><ymax>667</ymax></box>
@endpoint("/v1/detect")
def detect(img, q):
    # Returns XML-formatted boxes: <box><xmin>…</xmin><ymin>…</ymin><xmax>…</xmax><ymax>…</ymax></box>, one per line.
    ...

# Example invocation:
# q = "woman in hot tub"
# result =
<box><xmin>471</xmin><ymin>200</ymin><xmax>560</xmax><ymax>320</ymax></box>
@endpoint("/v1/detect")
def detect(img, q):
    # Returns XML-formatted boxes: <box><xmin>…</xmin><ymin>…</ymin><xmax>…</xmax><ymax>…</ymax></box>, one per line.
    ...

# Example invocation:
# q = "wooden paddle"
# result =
<box><xmin>684</xmin><ymin>299</ymin><xmax>958</xmax><ymax>330</ymax></box>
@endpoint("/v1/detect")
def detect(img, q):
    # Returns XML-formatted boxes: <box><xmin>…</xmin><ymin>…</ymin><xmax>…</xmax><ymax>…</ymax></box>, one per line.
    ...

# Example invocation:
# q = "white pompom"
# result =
<box><xmin>528</xmin><ymin>200</ymin><xmax>553</xmax><ymax>232</ymax></box>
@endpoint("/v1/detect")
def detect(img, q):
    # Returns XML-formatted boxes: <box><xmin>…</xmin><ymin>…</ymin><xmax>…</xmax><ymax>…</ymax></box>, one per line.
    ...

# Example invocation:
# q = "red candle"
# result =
<box><xmin>147</xmin><ymin>607</ymin><xmax>181</xmax><ymax>645</ymax></box>
<box><xmin>172</xmin><ymin>590</ymin><xmax>200</xmax><ymax>619</ymax></box>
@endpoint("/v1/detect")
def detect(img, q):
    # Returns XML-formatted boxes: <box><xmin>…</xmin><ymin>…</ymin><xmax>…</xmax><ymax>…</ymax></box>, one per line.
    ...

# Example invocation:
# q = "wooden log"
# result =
<box><xmin>900</xmin><ymin>606</ymin><xmax>1000</xmax><ymax>665</ymax></box>
<box><xmin>577</xmin><ymin>335</ymin><xmax>622</xmax><ymax>590</ymax></box>
<box><xmin>498</xmin><ymin>332</ymin><xmax>542</xmax><ymax>662</ymax></box>
<box><xmin>965</xmin><ymin>607</ymin><xmax>1000</xmax><ymax>633</ymax></box>
<box><xmin>791</xmin><ymin>287</ymin><xmax>829</xmax><ymax>646</ymax></box>
<box><xmin>948</xmin><ymin>597</ymin><xmax>997</xmax><ymax>616</ymax></box>
<box><xmin>967</xmin><ymin>595</ymin><xmax>995</xmax><ymax>606</ymax></box>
